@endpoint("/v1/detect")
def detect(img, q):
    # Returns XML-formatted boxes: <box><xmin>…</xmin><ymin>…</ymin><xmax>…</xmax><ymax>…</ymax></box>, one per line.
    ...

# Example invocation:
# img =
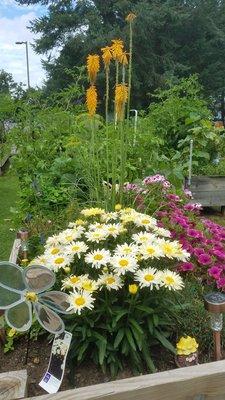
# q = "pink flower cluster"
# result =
<box><xmin>156</xmin><ymin>196</ymin><xmax>225</xmax><ymax>291</ymax></box>
<box><xmin>143</xmin><ymin>174</ymin><xmax>171</xmax><ymax>189</ymax></box>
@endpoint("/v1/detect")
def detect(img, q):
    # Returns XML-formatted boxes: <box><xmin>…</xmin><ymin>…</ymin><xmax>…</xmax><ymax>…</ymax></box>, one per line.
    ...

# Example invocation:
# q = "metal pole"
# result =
<box><xmin>188</xmin><ymin>139</ymin><xmax>193</xmax><ymax>186</ymax></box>
<box><xmin>25</xmin><ymin>41</ymin><xmax>30</xmax><ymax>89</ymax></box>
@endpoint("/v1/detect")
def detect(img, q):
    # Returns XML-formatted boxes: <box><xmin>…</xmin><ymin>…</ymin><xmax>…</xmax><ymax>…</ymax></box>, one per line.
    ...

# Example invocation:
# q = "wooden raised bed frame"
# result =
<box><xmin>26</xmin><ymin>360</ymin><xmax>225</xmax><ymax>400</ymax></box>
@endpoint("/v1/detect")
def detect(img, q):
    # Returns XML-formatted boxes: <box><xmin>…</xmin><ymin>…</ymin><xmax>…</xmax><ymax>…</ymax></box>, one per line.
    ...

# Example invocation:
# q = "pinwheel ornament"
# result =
<box><xmin>0</xmin><ymin>262</ymin><xmax>73</xmax><ymax>334</ymax></box>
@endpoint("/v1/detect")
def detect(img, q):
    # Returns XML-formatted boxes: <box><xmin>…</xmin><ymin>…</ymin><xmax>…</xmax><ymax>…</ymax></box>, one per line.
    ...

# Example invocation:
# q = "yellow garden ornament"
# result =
<box><xmin>86</xmin><ymin>85</ymin><xmax>98</xmax><ymax>117</ymax></box>
<box><xmin>176</xmin><ymin>336</ymin><xmax>199</xmax><ymax>356</ymax></box>
<box><xmin>86</xmin><ymin>54</ymin><xmax>100</xmax><ymax>84</ymax></box>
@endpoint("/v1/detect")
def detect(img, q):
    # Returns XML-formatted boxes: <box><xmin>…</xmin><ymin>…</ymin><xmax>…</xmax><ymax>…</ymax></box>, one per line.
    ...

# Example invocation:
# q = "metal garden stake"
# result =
<box><xmin>204</xmin><ymin>292</ymin><xmax>225</xmax><ymax>360</ymax></box>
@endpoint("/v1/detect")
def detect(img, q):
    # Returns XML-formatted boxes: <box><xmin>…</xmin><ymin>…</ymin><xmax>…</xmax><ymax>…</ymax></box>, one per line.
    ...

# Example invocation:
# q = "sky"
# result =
<box><xmin>0</xmin><ymin>0</ymin><xmax>47</xmax><ymax>88</ymax></box>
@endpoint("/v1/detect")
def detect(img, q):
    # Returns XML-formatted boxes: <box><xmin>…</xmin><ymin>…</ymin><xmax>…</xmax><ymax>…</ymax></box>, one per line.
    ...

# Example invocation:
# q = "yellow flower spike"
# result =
<box><xmin>25</xmin><ymin>292</ymin><xmax>38</xmax><ymax>303</ymax></box>
<box><xmin>86</xmin><ymin>54</ymin><xmax>100</xmax><ymax>84</ymax></box>
<box><xmin>86</xmin><ymin>85</ymin><xmax>98</xmax><ymax>117</ymax></box>
<box><xmin>176</xmin><ymin>336</ymin><xmax>199</xmax><ymax>356</ymax></box>
<box><xmin>129</xmin><ymin>284</ymin><xmax>138</xmax><ymax>294</ymax></box>
<box><xmin>101</xmin><ymin>46</ymin><xmax>113</xmax><ymax>68</ymax></box>
<box><xmin>119</xmin><ymin>52</ymin><xmax>129</xmax><ymax>66</ymax></box>
<box><xmin>115</xmin><ymin>84</ymin><xmax>128</xmax><ymax>121</ymax></box>
<box><xmin>126</xmin><ymin>13</ymin><xmax>137</xmax><ymax>23</ymax></box>
<box><xmin>111</xmin><ymin>39</ymin><xmax>124</xmax><ymax>61</ymax></box>
<box><xmin>8</xmin><ymin>328</ymin><xmax>17</xmax><ymax>338</ymax></box>
<box><xmin>115</xmin><ymin>203</ymin><xmax>122</xmax><ymax>211</ymax></box>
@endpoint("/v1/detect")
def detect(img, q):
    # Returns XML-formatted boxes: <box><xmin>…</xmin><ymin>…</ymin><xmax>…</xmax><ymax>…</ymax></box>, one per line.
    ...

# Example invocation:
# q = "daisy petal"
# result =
<box><xmin>0</xmin><ymin>262</ymin><xmax>25</xmax><ymax>292</ymax></box>
<box><xmin>0</xmin><ymin>285</ymin><xmax>22</xmax><ymax>309</ymax></box>
<box><xmin>23</xmin><ymin>265</ymin><xmax>55</xmax><ymax>293</ymax></box>
<box><xmin>34</xmin><ymin>303</ymin><xmax>65</xmax><ymax>334</ymax></box>
<box><xmin>39</xmin><ymin>291</ymin><xmax>73</xmax><ymax>314</ymax></box>
<box><xmin>5</xmin><ymin>301</ymin><xmax>32</xmax><ymax>332</ymax></box>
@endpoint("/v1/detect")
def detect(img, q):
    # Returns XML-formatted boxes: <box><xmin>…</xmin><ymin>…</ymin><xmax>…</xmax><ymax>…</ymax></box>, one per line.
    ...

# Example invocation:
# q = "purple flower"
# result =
<box><xmin>187</xmin><ymin>229</ymin><xmax>203</xmax><ymax>239</ymax></box>
<box><xmin>166</xmin><ymin>194</ymin><xmax>181</xmax><ymax>202</ymax></box>
<box><xmin>198</xmin><ymin>253</ymin><xmax>212</xmax><ymax>265</ymax></box>
<box><xmin>194</xmin><ymin>247</ymin><xmax>205</xmax><ymax>257</ymax></box>
<box><xmin>212</xmin><ymin>249</ymin><xmax>225</xmax><ymax>260</ymax></box>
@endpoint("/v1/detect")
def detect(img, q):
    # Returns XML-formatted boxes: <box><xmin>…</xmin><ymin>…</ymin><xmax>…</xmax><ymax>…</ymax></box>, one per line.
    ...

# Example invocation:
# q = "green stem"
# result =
<box><xmin>119</xmin><ymin>120</ymin><xmax>126</xmax><ymax>204</ymax></box>
<box><xmin>127</xmin><ymin>22</ymin><xmax>133</xmax><ymax>120</ymax></box>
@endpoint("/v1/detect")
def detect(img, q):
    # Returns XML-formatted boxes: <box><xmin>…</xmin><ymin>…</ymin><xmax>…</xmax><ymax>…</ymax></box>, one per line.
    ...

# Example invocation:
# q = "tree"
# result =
<box><xmin>0</xmin><ymin>70</ymin><xmax>25</xmax><ymax>98</ymax></box>
<box><xmin>15</xmin><ymin>0</ymin><xmax>225</xmax><ymax>107</ymax></box>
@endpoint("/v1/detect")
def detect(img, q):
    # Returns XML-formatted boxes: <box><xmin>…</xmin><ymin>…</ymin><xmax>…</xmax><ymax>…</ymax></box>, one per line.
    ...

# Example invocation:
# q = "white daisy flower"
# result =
<box><xmin>80</xmin><ymin>277</ymin><xmax>99</xmax><ymax>292</ymax></box>
<box><xmin>160</xmin><ymin>270</ymin><xmax>184</xmax><ymax>291</ymax></box>
<box><xmin>58</xmin><ymin>228</ymin><xmax>83</xmax><ymax>244</ymax></box>
<box><xmin>160</xmin><ymin>240</ymin><xmax>181</xmax><ymax>258</ymax></box>
<box><xmin>29</xmin><ymin>255</ymin><xmax>47</xmax><ymax>266</ymax></box>
<box><xmin>101</xmin><ymin>212</ymin><xmax>118</xmax><ymax>222</ymax></box>
<box><xmin>45</xmin><ymin>234</ymin><xmax>61</xmax><ymax>247</ymax></box>
<box><xmin>81</xmin><ymin>207</ymin><xmax>105</xmax><ymax>217</ymax></box>
<box><xmin>104</xmin><ymin>223</ymin><xmax>123</xmax><ymax>238</ymax></box>
<box><xmin>98</xmin><ymin>273</ymin><xmax>123</xmax><ymax>291</ymax></box>
<box><xmin>153</xmin><ymin>227</ymin><xmax>171</xmax><ymax>238</ymax></box>
<box><xmin>114</xmin><ymin>243</ymin><xmax>139</xmax><ymax>257</ymax></box>
<box><xmin>46</xmin><ymin>254</ymin><xmax>72</xmax><ymax>271</ymax></box>
<box><xmin>85</xmin><ymin>249</ymin><xmax>111</xmax><ymax>269</ymax></box>
<box><xmin>110</xmin><ymin>255</ymin><xmax>138</xmax><ymax>275</ymax></box>
<box><xmin>44</xmin><ymin>246</ymin><xmax>65</xmax><ymax>257</ymax></box>
<box><xmin>67</xmin><ymin>290</ymin><xmax>95</xmax><ymax>314</ymax></box>
<box><xmin>135</xmin><ymin>267</ymin><xmax>162</xmax><ymax>289</ymax></box>
<box><xmin>139</xmin><ymin>243</ymin><xmax>163</xmax><ymax>259</ymax></box>
<box><xmin>84</xmin><ymin>229</ymin><xmax>108</xmax><ymax>243</ymax></box>
<box><xmin>132</xmin><ymin>231</ymin><xmax>156</xmax><ymax>244</ymax></box>
<box><xmin>65</xmin><ymin>241</ymin><xmax>88</xmax><ymax>258</ymax></box>
<box><xmin>134</xmin><ymin>214</ymin><xmax>157</xmax><ymax>230</ymax></box>
<box><xmin>61</xmin><ymin>274</ymin><xmax>84</xmax><ymax>290</ymax></box>
<box><xmin>89</xmin><ymin>222</ymin><xmax>105</xmax><ymax>230</ymax></box>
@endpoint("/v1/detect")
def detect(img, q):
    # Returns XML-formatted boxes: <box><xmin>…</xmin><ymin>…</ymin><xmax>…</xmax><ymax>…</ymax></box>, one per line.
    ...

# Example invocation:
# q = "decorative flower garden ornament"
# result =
<box><xmin>175</xmin><ymin>336</ymin><xmax>199</xmax><ymax>367</ymax></box>
<box><xmin>0</xmin><ymin>262</ymin><xmax>73</xmax><ymax>334</ymax></box>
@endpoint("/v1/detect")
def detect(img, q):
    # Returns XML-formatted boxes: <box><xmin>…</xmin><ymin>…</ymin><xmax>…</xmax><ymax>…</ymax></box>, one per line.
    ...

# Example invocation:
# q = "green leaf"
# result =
<box><xmin>125</xmin><ymin>328</ymin><xmax>136</xmax><ymax>351</ymax></box>
<box><xmin>96</xmin><ymin>340</ymin><xmax>107</xmax><ymax>365</ymax></box>
<box><xmin>112</xmin><ymin>310</ymin><xmax>127</xmax><ymax>328</ymax></box>
<box><xmin>77</xmin><ymin>342</ymin><xmax>89</xmax><ymax>361</ymax></box>
<box><xmin>135</xmin><ymin>305</ymin><xmax>154</xmax><ymax>314</ymax></box>
<box><xmin>114</xmin><ymin>328</ymin><xmax>124</xmax><ymax>349</ymax></box>
<box><xmin>154</xmin><ymin>330</ymin><xmax>176</xmax><ymax>354</ymax></box>
<box><xmin>129</xmin><ymin>318</ymin><xmax>144</xmax><ymax>335</ymax></box>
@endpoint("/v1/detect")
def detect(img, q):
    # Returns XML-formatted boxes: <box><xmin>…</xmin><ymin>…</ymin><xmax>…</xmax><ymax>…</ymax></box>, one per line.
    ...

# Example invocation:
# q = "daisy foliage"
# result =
<box><xmin>31</xmin><ymin>206</ymin><xmax>188</xmax><ymax>373</ymax></box>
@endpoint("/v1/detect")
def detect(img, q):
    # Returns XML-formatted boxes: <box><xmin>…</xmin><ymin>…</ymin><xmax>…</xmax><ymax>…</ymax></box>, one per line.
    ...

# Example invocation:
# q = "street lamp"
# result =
<box><xmin>15</xmin><ymin>41</ymin><xmax>30</xmax><ymax>89</ymax></box>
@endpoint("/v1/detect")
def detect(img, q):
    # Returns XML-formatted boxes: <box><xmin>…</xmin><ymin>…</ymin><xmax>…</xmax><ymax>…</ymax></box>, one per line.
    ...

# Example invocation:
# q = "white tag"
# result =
<box><xmin>39</xmin><ymin>331</ymin><xmax>72</xmax><ymax>394</ymax></box>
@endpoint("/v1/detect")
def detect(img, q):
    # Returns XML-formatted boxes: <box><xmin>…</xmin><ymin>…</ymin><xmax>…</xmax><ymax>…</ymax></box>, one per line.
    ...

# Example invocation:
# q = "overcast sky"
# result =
<box><xmin>0</xmin><ymin>0</ymin><xmax>47</xmax><ymax>88</ymax></box>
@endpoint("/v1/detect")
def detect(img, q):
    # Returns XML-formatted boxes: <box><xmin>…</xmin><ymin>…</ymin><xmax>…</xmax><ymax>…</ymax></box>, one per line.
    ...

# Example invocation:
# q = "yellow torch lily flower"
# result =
<box><xmin>115</xmin><ymin>84</ymin><xmax>128</xmax><ymax>121</ymax></box>
<box><xmin>87</xmin><ymin>54</ymin><xmax>100</xmax><ymax>84</ymax></box>
<box><xmin>86</xmin><ymin>85</ymin><xmax>98</xmax><ymax>117</ymax></box>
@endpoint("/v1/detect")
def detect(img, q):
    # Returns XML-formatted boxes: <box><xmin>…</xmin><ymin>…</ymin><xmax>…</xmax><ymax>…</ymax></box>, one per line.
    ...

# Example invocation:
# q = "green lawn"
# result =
<box><xmin>0</xmin><ymin>170</ymin><xmax>19</xmax><ymax>260</ymax></box>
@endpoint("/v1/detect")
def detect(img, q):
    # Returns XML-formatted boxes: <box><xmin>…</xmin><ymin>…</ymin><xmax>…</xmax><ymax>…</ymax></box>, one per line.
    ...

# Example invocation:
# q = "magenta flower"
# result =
<box><xmin>198</xmin><ymin>253</ymin><xmax>212</xmax><ymax>265</ymax></box>
<box><xmin>194</xmin><ymin>248</ymin><xmax>205</xmax><ymax>257</ymax></box>
<box><xmin>179</xmin><ymin>262</ymin><xmax>195</xmax><ymax>272</ymax></box>
<box><xmin>208</xmin><ymin>266</ymin><xmax>222</xmax><ymax>280</ymax></box>
<box><xmin>187</xmin><ymin>229</ymin><xmax>203</xmax><ymax>239</ymax></box>
<box><xmin>216</xmin><ymin>277</ymin><xmax>225</xmax><ymax>290</ymax></box>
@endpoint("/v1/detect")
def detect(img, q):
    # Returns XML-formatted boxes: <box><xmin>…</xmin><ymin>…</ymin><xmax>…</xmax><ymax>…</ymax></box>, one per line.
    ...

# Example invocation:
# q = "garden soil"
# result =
<box><xmin>0</xmin><ymin>336</ymin><xmax>175</xmax><ymax>397</ymax></box>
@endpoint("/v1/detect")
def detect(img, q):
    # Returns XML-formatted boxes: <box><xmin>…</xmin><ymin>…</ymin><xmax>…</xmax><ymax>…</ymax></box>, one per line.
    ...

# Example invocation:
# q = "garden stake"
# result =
<box><xmin>188</xmin><ymin>139</ymin><xmax>193</xmax><ymax>186</ymax></box>
<box><xmin>204</xmin><ymin>292</ymin><xmax>225</xmax><ymax>360</ymax></box>
<box><xmin>18</xmin><ymin>228</ymin><xmax>29</xmax><ymax>260</ymax></box>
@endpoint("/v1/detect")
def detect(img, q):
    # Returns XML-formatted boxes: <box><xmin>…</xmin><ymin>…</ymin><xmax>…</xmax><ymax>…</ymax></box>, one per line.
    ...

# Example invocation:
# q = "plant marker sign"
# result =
<box><xmin>0</xmin><ymin>262</ymin><xmax>72</xmax><ymax>393</ymax></box>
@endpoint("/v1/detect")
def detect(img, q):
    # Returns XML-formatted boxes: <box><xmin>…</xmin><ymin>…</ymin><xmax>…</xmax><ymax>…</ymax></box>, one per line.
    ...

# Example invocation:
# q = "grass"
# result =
<box><xmin>0</xmin><ymin>169</ymin><xmax>19</xmax><ymax>260</ymax></box>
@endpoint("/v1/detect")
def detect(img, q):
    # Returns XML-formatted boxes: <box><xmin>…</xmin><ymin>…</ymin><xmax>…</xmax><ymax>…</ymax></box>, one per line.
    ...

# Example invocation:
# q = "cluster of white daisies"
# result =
<box><xmin>32</xmin><ymin>207</ymin><xmax>189</xmax><ymax>314</ymax></box>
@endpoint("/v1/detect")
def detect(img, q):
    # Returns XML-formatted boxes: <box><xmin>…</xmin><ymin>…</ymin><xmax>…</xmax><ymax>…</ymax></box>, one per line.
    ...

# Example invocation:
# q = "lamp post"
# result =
<box><xmin>15</xmin><ymin>41</ymin><xmax>31</xmax><ymax>89</ymax></box>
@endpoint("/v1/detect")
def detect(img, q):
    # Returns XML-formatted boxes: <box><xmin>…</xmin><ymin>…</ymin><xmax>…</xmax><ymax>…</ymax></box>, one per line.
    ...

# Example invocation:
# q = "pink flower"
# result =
<box><xmin>216</xmin><ymin>277</ymin><xmax>225</xmax><ymax>290</ymax></box>
<box><xmin>197</xmin><ymin>253</ymin><xmax>212</xmax><ymax>265</ymax></box>
<box><xmin>194</xmin><ymin>248</ymin><xmax>205</xmax><ymax>257</ymax></box>
<box><xmin>208</xmin><ymin>266</ymin><xmax>222</xmax><ymax>280</ymax></box>
<box><xmin>166</xmin><ymin>194</ymin><xmax>181</xmax><ymax>202</ymax></box>
<box><xmin>179</xmin><ymin>262</ymin><xmax>195</xmax><ymax>272</ymax></box>
<box><xmin>187</xmin><ymin>229</ymin><xmax>203</xmax><ymax>239</ymax></box>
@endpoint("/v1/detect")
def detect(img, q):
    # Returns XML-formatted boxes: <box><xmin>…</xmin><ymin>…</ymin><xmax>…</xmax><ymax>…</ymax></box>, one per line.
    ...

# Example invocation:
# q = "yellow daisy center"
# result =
<box><xmin>82</xmin><ymin>282</ymin><xmax>93</xmax><ymax>291</ymax></box>
<box><xmin>124</xmin><ymin>247</ymin><xmax>132</xmax><ymax>254</ymax></box>
<box><xmin>165</xmin><ymin>276</ymin><xmax>175</xmax><ymax>285</ymax></box>
<box><xmin>94</xmin><ymin>254</ymin><xmax>104</xmax><ymax>261</ymax></box>
<box><xmin>65</xmin><ymin>236</ymin><xmax>73</xmax><ymax>241</ymax></box>
<box><xmin>54</xmin><ymin>257</ymin><xmax>65</xmax><ymax>265</ymax></box>
<box><xmin>163</xmin><ymin>244</ymin><xmax>174</xmax><ymax>255</ymax></box>
<box><xmin>70</xmin><ymin>276</ymin><xmax>80</xmax><ymax>284</ymax></box>
<box><xmin>144</xmin><ymin>274</ymin><xmax>154</xmax><ymax>282</ymax></box>
<box><xmin>106</xmin><ymin>277</ymin><xmax>115</xmax><ymax>284</ymax></box>
<box><xmin>119</xmin><ymin>259</ymin><xmax>129</xmax><ymax>267</ymax></box>
<box><xmin>108</xmin><ymin>227</ymin><xmax>116</xmax><ymax>232</ymax></box>
<box><xmin>75</xmin><ymin>297</ymin><xmax>86</xmax><ymax>306</ymax></box>
<box><xmin>72</xmin><ymin>245</ymin><xmax>81</xmax><ymax>252</ymax></box>
<box><xmin>141</xmin><ymin>219</ymin><xmax>150</xmax><ymax>225</ymax></box>
<box><xmin>146</xmin><ymin>247</ymin><xmax>155</xmax><ymax>255</ymax></box>
<box><xmin>25</xmin><ymin>292</ymin><xmax>38</xmax><ymax>302</ymax></box>
<box><xmin>51</xmin><ymin>248</ymin><xmax>60</xmax><ymax>255</ymax></box>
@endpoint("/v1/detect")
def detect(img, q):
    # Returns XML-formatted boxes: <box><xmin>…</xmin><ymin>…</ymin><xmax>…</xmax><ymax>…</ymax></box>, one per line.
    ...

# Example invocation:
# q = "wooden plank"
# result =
<box><xmin>9</xmin><ymin>239</ymin><xmax>21</xmax><ymax>264</ymax></box>
<box><xmin>26</xmin><ymin>360</ymin><xmax>225</xmax><ymax>400</ymax></box>
<box><xmin>0</xmin><ymin>370</ymin><xmax>27</xmax><ymax>400</ymax></box>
